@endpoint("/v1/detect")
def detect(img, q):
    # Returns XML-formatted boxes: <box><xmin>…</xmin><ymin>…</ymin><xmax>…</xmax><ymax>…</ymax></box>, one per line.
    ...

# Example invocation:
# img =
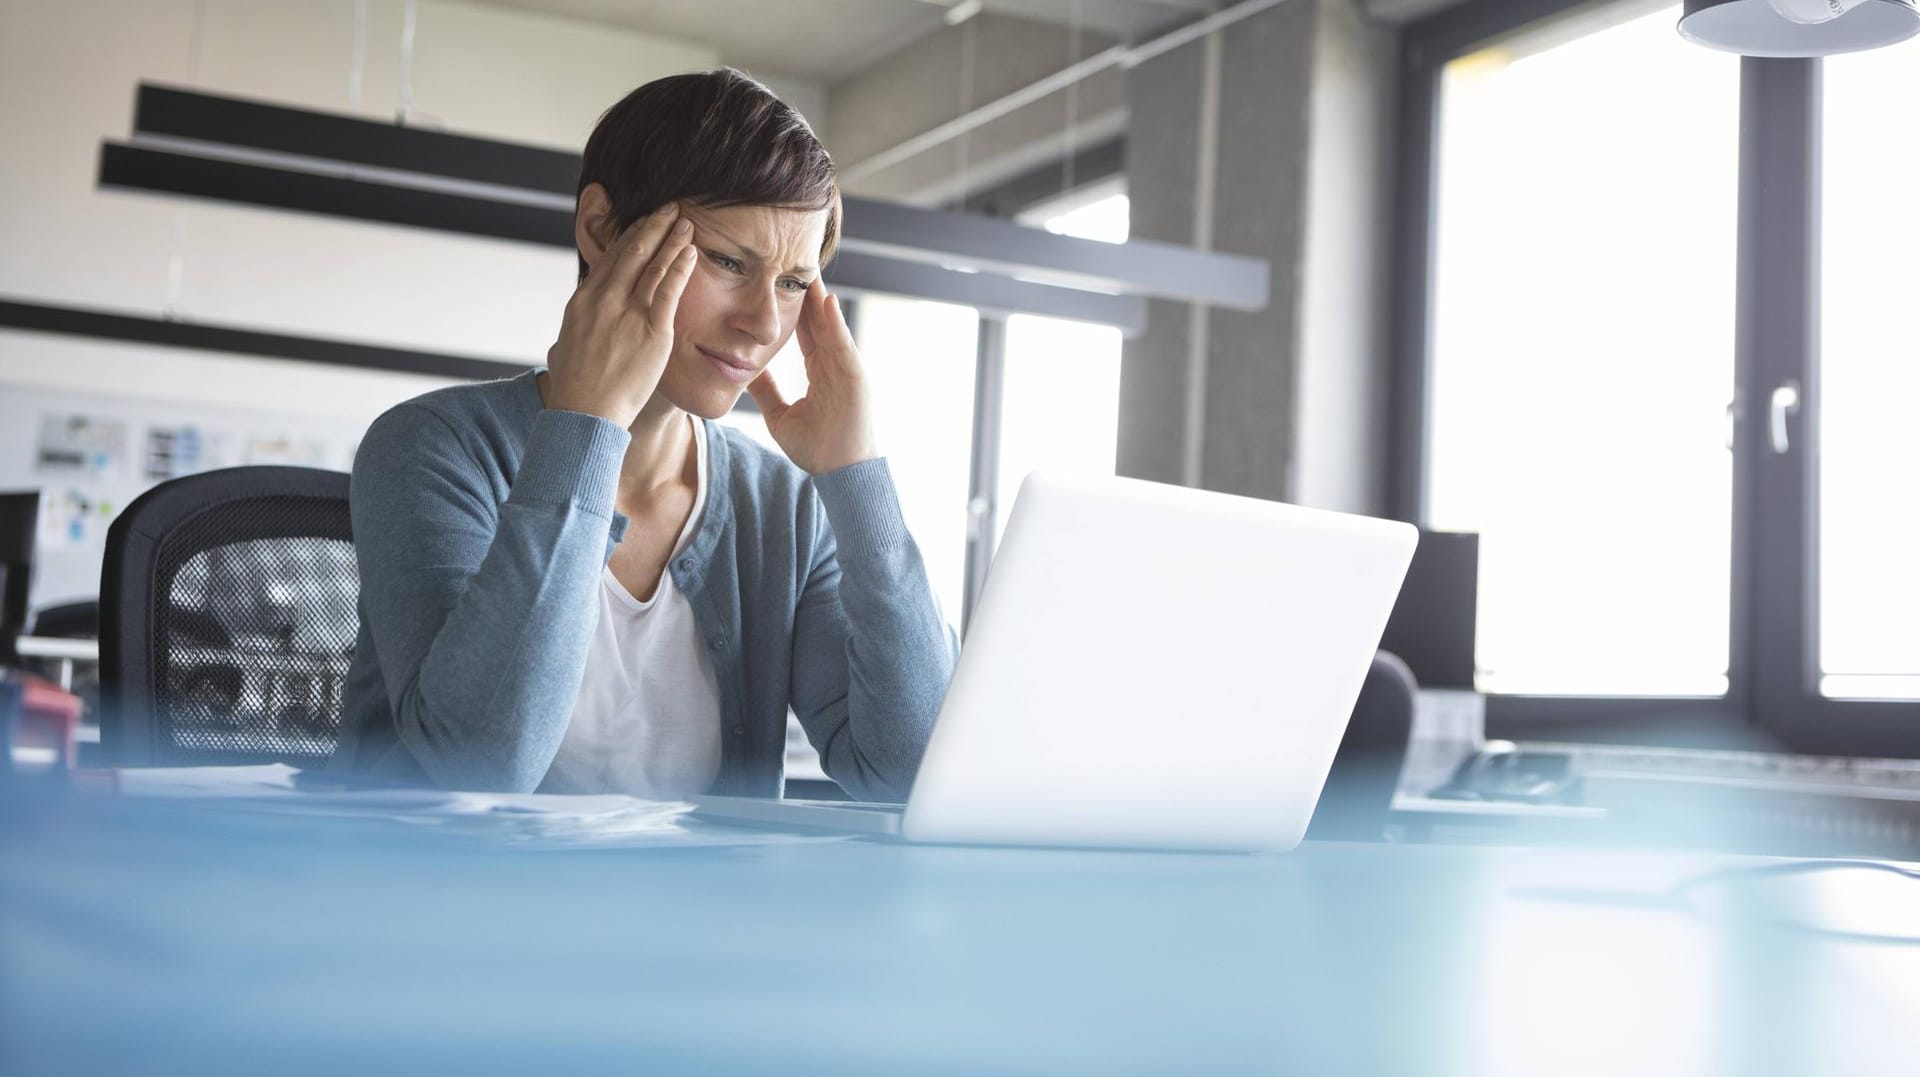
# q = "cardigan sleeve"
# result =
<box><xmin>349</xmin><ymin>402</ymin><xmax>631</xmax><ymax>791</ymax></box>
<box><xmin>786</xmin><ymin>458</ymin><xmax>959</xmax><ymax>802</ymax></box>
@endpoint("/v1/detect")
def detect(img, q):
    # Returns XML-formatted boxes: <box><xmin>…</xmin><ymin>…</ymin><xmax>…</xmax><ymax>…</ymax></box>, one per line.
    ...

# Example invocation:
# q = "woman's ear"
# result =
<box><xmin>575</xmin><ymin>182</ymin><xmax>617</xmax><ymax>271</ymax></box>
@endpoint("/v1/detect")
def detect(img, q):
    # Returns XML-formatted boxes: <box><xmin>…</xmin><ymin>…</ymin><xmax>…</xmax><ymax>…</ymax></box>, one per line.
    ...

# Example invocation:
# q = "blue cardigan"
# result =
<box><xmin>333</xmin><ymin>370</ymin><xmax>956</xmax><ymax>801</ymax></box>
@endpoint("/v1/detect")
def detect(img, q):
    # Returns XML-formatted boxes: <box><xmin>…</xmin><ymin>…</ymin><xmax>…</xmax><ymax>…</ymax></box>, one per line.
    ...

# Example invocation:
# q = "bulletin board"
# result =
<box><xmin>0</xmin><ymin>384</ymin><xmax>366</xmax><ymax>611</ymax></box>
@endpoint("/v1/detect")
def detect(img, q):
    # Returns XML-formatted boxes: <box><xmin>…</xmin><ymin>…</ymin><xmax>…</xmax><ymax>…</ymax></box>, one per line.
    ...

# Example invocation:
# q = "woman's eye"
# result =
<box><xmin>780</xmin><ymin>278</ymin><xmax>810</xmax><ymax>294</ymax></box>
<box><xmin>708</xmin><ymin>252</ymin><xmax>742</xmax><ymax>273</ymax></box>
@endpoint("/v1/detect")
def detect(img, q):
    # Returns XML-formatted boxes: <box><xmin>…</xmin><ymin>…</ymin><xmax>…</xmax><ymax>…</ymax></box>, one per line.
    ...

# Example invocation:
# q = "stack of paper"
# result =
<box><xmin>105</xmin><ymin>764</ymin><xmax>842</xmax><ymax>849</ymax></box>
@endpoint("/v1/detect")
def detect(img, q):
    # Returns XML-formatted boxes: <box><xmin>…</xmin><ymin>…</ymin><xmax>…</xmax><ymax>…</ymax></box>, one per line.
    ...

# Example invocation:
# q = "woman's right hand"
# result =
<box><xmin>542</xmin><ymin>202</ymin><xmax>698</xmax><ymax>428</ymax></box>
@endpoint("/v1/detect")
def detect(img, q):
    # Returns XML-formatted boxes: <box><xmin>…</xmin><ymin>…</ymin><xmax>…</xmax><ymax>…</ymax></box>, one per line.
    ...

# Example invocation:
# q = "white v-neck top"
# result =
<box><xmin>539</xmin><ymin>415</ymin><xmax>722</xmax><ymax>797</ymax></box>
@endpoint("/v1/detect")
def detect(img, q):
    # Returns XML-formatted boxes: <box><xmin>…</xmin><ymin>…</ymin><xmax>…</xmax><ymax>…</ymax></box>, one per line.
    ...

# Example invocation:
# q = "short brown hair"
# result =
<box><xmin>575</xmin><ymin>69</ymin><xmax>840</xmax><ymax>282</ymax></box>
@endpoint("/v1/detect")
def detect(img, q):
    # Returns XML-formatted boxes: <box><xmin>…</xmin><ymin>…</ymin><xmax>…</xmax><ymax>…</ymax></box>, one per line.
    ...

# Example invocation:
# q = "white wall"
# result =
<box><xmin>0</xmin><ymin>0</ymin><xmax>736</xmax><ymax>608</ymax></box>
<box><xmin>0</xmin><ymin>0</ymin><xmax>718</xmax><ymax>360</ymax></box>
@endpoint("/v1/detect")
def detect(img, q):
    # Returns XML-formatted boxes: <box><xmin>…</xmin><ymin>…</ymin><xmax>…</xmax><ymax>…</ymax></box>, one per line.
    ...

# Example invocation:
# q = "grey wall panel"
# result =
<box><xmin>826</xmin><ymin>13</ymin><xmax>1126</xmax><ymax>205</ymax></box>
<box><xmin>1117</xmin><ymin>32</ymin><xmax>1205</xmax><ymax>487</ymax></box>
<box><xmin>1202</xmin><ymin>0</ymin><xmax>1316</xmax><ymax>504</ymax></box>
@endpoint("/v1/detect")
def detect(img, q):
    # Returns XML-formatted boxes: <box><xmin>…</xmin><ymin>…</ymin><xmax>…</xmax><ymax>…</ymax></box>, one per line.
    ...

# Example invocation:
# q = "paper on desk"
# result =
<box><xmin>113</xmin><ymin>762</ymin><xmax>304</xmax><ymax>797</ymax></box>
<box><xmin>106</xmin><ymin>763</ymin><xmax>851</xmax><ymax>849</ymax></box>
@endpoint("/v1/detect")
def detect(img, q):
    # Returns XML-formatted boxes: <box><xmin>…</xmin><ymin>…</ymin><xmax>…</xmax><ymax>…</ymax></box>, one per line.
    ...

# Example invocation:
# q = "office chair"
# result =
<box><xmin>29</xmin><ymin>599</ymin><xmax>98</xmax><ymax>639</ymax></box>
<box><xmin>0</xmin><ymin>491</ymin><xmax>41</xmax><ymax>667</ymax></box>
<box><xmin>1379</xmin><ymin>530</ymin><xmax>1478</xmax><ymax>691</ymax></box>
<box><xmin>1306</xmin><ymin>650</ymin><xmax>1419</xmax><ymax>842</ymax></box>
<box><xmin>100</xmin><ymin>467</ymin><xmax>357</xmax><ymax>767</ymax></box>
<box><xmin>1301</xmin><ymin>531</ymin><xmax>1476</xmax><ymax>840</ymax></box>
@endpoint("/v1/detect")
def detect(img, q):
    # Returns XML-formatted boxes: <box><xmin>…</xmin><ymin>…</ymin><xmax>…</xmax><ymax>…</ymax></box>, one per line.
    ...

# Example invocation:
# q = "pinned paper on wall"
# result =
<box><xmin>1</xmin><ymin>386</ymin><xmax>370</xmax><ymax>605</ymax></box>
<box><xmin>144</xmin><ymin>424</ymin><xmax>233</xmax><ymax>481</ymax></box>
<box><xmin>35</xmin><ymin>414</ymin><xmax>127</xmax><ymax>479</ymax></box>
<box><xmin>36</xmin><ymin>486</ymin><xmax>115</xmax><ymax>550</ymax></box>
<box><xmin>245</xmin><ymin>433</ymin><xmax>329</xmax><ymax>467</ymax></box>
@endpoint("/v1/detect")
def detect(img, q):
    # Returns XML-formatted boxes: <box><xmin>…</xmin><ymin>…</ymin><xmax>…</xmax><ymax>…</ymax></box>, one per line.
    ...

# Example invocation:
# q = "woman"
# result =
<box><xmin>333</xmin><ymin>70</ymin><xmax>956</xmax><ymax>801</ymax></box>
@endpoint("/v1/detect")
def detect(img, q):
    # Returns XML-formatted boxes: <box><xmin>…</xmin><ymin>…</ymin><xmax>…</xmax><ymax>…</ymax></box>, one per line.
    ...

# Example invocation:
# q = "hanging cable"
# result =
<box><xmin>348</xmin><ymin>0</ymin><xmax>368</xmax><ymax>111</ymax></box>
<box><xmin>841</xmin><ymin>0</ymin><xmax>1291</xmax><ymax>185</ymax></box>
<box><xmin>398</xmin><ymin>0</ymin><xmax>418</xmax><ymax>125</ymax></box>
<box><xmin>1061</xmin><ymin>0</ymin><xmax>1083</xmax><ymax>200</ymax></box>
<box><xmin>953</xmin><ymin>17</ymin><xmax>977</xmax><ymax>212</ymax></box>
<box><xmin>164</xmin><ymin>0</ymin><xmax>208</xmax><ymax>322</ymax></box>
<box><xmin>1180</xmin><ymin>28</ymin><xmax>1222</xmax><ymax>489</ymax></box>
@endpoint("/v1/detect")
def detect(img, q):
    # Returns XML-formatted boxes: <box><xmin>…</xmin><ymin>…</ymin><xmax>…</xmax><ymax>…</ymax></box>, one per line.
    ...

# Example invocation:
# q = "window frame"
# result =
<box><xmin>1741</xmin><ymin>55</ymin><xmax>1920</xmax><ymax>756</ymax></box>
<box><xmin>1391</xmin><ymin>0</ymin><xmax>1920</xmax><ymax>755</ymax></box>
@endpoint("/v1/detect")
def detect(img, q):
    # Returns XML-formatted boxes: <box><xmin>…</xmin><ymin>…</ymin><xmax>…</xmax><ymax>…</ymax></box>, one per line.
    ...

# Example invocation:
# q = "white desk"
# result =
<box><xmin>13</xmin><ymin>634</ymin><xmax>98</xmax><ymax>691</ymax></box>
<box><xmin>7</xmin><ymin>785</ymin><xmax>1920</xmax><ymax>1075</ymax></box>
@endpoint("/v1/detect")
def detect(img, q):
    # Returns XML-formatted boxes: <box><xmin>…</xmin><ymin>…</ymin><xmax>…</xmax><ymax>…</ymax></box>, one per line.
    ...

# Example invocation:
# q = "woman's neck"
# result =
<box><xmin>617</xmin><ymin>391</ymin><xmax>697</xmax><ymax>511</ymax></box>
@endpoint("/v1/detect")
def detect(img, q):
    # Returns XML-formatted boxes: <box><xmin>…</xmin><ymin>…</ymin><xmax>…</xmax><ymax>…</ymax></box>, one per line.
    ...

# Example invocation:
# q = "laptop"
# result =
<box><xmin>692</xmin><ymin>470</ymin><xmax>1418</xmax><ymax>852</ymax></box>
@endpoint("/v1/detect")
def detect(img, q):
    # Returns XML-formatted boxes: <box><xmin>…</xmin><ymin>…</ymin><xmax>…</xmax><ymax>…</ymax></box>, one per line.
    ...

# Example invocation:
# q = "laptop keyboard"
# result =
<box><xmin>791</xmin><ymin>800</ymin><xmax>905</xmax><ymax>814</ymax></box>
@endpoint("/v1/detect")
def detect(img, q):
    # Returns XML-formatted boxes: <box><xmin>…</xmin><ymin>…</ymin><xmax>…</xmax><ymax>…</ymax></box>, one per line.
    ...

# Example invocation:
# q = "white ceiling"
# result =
<box><xmin>467</xmin><ymin>0</ymin><xmax>1213</xmax><ymax>83</ymax></box>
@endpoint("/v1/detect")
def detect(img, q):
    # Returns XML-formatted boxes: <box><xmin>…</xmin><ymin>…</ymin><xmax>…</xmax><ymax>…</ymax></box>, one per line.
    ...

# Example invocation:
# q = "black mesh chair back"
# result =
<box><xmin>100</xmin><ymin>467</ymin><xmax>356</xmax><ymax>767</ymax></box>
<box><xmin>0</xmin><ymin>491</ymin><xmax>40</xmax><ymax>666</ymax></box>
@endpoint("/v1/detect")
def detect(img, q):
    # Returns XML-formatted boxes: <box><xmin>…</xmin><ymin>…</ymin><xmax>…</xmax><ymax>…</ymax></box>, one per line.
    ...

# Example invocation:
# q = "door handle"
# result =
<box><xmin>1770</xmin><ymin>381</ymin><xmax>1800</xmax><ymax>455</ymax></box>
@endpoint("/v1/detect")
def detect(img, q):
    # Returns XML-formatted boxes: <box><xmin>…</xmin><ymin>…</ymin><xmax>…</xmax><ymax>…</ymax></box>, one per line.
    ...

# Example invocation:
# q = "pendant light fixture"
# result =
<box><xmin>1678</xmin><ymin>0</ymin><xmax>1920</xmax><ymax>56</ymax></box>
<box><xmin>98</xmin><ymin>62</ymin><xmax>1275</xmax><ymax>337</ymax></box>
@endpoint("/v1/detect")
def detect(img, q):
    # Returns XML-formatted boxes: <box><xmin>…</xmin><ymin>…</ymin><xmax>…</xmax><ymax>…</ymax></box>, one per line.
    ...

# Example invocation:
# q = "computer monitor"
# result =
<box><xmin>0</xmin><ymin>491</ymin><xmax>42</xmax><ymax>664</ymax></box>
<box><xmin>1378</xmin><ymin>530</ymin><xmax>1478</xmax><ymax>691</ymax></box>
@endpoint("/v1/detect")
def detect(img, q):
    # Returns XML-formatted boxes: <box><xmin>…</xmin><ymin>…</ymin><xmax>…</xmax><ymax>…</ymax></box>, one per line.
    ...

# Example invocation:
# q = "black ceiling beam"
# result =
<box><xmin>99</xmin><ymin>141</ymin><xmax>572</xmax><ymax>247</ymax></box>
<box><xmin>136</xmin><ymin>83</ymin><xmax>577</xmax><ymax>193</ymax></box>
<box><xmin>99</xmin><ymin>142</ymin><xmax>1149</xmax><ymax>332</ymax></box>
<box><xmin>115</xmin><ymin>83</ymin><xmax>1268</xmax><ymax>316</ymax></box>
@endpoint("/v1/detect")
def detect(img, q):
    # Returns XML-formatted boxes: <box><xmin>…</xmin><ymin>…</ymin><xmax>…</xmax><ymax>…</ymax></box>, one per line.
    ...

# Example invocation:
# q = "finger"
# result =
<box><xmin>795</xmin><ymin>278</ymin><xmax>824</xmax><ymax>356</ymax></box>
<box><xmin>635</xmin><ymin>218</ymin><xmax>693</xmax><ymax>307</ymax></box>
<box><xmin>744</xmin><ymin>370</ymin><xmax>790</xmax><ymax>420</ymax></box>
<box><xmin>645</xmin><ymin>243</ymin><xmax>698</xmax><ymax>334</ymax></box>
<box><xmin>799</xmin><ymin>283</ymin><xmax>834</xmax><ymax>382</ymax></box>
<box><xmin>800</xmin><ymin>288</ymin><xmax>859</xmax><ymax>385</ymax></box>
<box><xmin>591</xmin><ymin>202</ymin><xmax>680</xmax><ymax>299</ymax></box>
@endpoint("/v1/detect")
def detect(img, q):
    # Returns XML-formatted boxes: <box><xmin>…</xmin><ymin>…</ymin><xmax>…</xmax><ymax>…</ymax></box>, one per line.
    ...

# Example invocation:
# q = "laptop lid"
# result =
<box><xmin>901</xmin><ymin>471</ymin><xmax>1417</xmax><ymax>852</ymax></box>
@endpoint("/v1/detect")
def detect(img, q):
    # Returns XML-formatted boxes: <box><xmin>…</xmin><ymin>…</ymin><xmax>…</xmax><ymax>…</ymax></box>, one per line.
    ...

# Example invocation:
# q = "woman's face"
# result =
<box><xmin>653</xmin><ymin>202</ymin><xmax>830</xmax><ymax>420</ymax></box>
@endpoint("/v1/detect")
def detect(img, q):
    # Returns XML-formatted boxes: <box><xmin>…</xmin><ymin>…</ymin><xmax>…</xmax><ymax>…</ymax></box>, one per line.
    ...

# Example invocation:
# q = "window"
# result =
<box><xmin>996</xmin><ymin>183</ymin><xmax>1129</xmax><ymax>546</ymax></box>
<box><xmin>1425</xmin><ymin>6</ymin><xmax>1739</xmax><ymax>697</ymax></box>
<box><xmin>1817</xmin><ymin>38</ymin><xmax>1920</xmax><ymax>701</ymax></box>
<box><xmin>1402</xmin><ymin>0</ymin><xmax>1920</xmax><ymax>751</ymax></box>
<box><xmin>854</xmin><ymin>296</ymin><xmax>980</xmax><ymax>626</ymax></box>
<box><xmin>717</xmin><ymin>300</ymin><xmax>978</xmax><ymax>628</ymax></box>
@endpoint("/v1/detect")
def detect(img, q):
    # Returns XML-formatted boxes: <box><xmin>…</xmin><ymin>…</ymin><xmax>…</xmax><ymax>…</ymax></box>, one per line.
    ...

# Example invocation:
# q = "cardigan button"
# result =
<box><xmin>731</xmin><ymin>725</ymin><xmax>746</xmax><ymax>736</ymax></box>
<box><xmin>678</xmin><ymin>558</ymin><xmax>694</xmax><ymax>572</ymax></box>
<box><xmin>709</xmin><ymin>634</ymin><xmax>727</xmax><ymax>650</ymax></box>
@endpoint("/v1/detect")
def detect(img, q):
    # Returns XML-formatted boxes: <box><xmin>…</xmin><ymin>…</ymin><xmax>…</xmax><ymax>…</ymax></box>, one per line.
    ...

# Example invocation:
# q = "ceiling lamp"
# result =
<box><xmin>1678</xmin><ymin>0</ymin><xmax>1920</xmax><ymax>56</ymax></box>
<box><xmin>98</xmin><ymin>85</ymin><xmax>1273</xmax><ymax>336</ymax></box>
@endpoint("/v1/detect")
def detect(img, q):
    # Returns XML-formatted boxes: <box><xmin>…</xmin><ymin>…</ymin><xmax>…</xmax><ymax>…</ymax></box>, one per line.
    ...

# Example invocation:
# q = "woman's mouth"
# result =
<box><xmin>696</xmin><ymin>345</ymin><xmax>758</xmax><ymax>384</ymax></box>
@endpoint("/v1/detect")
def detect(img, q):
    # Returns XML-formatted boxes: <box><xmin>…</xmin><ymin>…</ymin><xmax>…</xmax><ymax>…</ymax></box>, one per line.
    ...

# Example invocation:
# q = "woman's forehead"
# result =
<box><xmin>684</xmin><ymin>203</ymin><xmax>828</xmax><ymax>271</ymax></box>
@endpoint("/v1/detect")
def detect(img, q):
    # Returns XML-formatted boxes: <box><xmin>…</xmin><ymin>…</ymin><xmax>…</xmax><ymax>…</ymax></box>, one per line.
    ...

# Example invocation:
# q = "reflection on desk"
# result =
<box><xmin>4</xmin><ymin>784</ymin><xmax>1919</xmax><ymax>1075</ymax></box>
<box><xmin>1394</xmin><ymin>691</ymin><xmax>1920</xmax><ymax>861</ymax></box>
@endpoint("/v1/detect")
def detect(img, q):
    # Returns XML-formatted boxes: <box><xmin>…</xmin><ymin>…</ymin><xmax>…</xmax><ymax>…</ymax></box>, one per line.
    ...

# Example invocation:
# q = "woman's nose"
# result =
<box><xmin>732</xmin><ymin>284</ymin><xmax>782</xmax><ymax>347</ymax></box>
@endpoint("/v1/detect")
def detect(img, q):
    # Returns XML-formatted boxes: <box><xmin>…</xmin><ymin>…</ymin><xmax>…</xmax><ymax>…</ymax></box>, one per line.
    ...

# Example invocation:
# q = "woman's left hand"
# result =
<box><xmin>745</xmin><ymin>278</ymin><xmax>881</xmax><ymax>476</ymax></box>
